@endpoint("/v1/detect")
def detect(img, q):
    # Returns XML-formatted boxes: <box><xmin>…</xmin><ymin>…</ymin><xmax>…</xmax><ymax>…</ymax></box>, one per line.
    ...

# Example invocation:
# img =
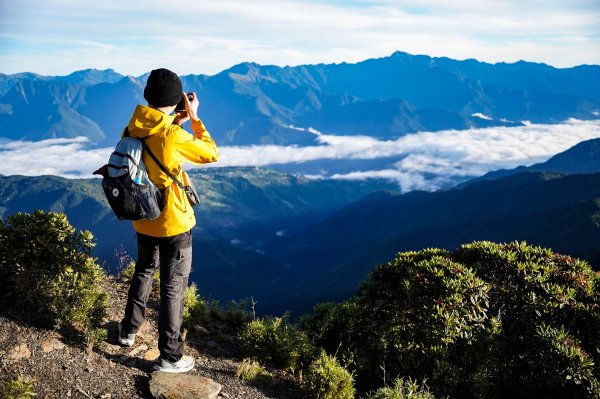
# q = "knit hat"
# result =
<box><xmin>143</xmin><ymin>68</ymin><xmax>183</xmax><ymax>107</ymax></box>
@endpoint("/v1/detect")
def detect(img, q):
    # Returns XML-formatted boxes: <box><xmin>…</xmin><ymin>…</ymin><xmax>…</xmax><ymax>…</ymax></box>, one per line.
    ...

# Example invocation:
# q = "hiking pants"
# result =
<box><xmin>121</xmin><ymin>230</ymin><xmax>192</xmax><ymax>363</ymax></box>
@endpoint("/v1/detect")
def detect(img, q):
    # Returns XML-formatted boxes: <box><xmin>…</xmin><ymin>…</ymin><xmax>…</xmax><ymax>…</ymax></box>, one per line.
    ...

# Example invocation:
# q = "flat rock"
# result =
<box><xmin>149</xmin><ymin>371</ymin><xmax>222</xmax><ymax>399</ymax></box>
<box><xmin>193</xmin><ymin>325</ymin><xmax>210</xmax><ymax>336</ymax></box>
<box><xmin>127</xmin><ymin>344</ymin><xmax>148</xmax><ymax>357</ymax></box>
<box><xmin>40</xmin><ymin>338</ymin><xmax>65</xmax><ymax>353</ymax></box>
<box><xmin>8</xmin><ymin>343</ymin><xmax>31</xmax><ymax>361</ymax></box>
<box><xmin>144</xmin><ymin>348</ymin><xmax>161</xmax><ymax>361</ymax></box>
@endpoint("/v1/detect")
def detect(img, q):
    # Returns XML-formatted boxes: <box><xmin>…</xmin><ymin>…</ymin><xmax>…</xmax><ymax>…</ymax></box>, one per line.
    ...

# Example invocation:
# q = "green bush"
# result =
<box><xmin>236</xmin><ymin>358</ymin><xmax>273</xmax><ymax>383</ymax></box>
<box><xmin>1</xmin><ymin>376</ymin><xmax>36</xmax><ymax>399</ymax></box>
<box><xmin>0</xmin><ymin>211</ymin><xmax>108</xmax><ymax>337</ymax></box>
<box><xmin>239</xmin><ymin>316</ymin><xmax>317</xmax><ymax>372</ymax></box>
<box><xmin>303</xmin><ymin>242</ymin><xmax>600</xmax><ymax>399</ymax></box>
<box><xmin>366</xmin><ymin>377</ymin><xmax>435</xmax><ymax>399</ymax></box>
<box><xmin>182</xmin><ymin>283</ymin><xmax>252</xmax><ymax>333</ymax></box>
<box><xmin>304</xmin><ymin>351</ymin><xmax>355</xmax><ymax>399</ymax></box>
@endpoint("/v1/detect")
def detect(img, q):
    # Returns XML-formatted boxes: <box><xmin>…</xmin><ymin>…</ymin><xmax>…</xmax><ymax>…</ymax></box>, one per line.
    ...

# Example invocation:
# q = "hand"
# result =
<box><xmin>173</xmin><ymin>110</ymin><xmax>190</xmax><ymax>126</ymax></box>
<box><xmin>184</xmin><ymin>91</ymin><xmax>200</xmax><ymax>122</ymax></box>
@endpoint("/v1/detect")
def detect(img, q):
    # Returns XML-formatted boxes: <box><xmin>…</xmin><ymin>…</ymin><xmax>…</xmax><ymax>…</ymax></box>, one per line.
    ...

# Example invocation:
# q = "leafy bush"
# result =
<box><xmin>239</xmin><ymin>316</ymin><xmax>317</xmax><ymax>372</ymax></box>
<box><xmin>303</xmin><ymin>242</ymin><xmax>600</xmax><ymax>399</ymax></box>
<box><xmin>0</xmin><ymin>211</ymin><xmax>108</xmax><ymax>337</ymax></box>
<box><xmin>182</xmin><ymin>283</ymin><xmax>252</xmax><ymax>333</ymax></box>
<box><xmin>304</xmin><ymin>351</ymin><xmax>355</xmax><ymax>399</ymax></box>
<box><xmin>119</xmin><ymin>260</ymin><xmax>136</xmax><ymax>281</ymax></box>
<box><xmin>1</xmin><ymin>376</ymin><xmax>36</xmax><ymax>399</ymax></box>
<box><xmin>366</xmin><ymin>377</ymin><xmax>434</xmax><ymax>399</ymax></box>
<box><xmin>236</xmin><ymin>358</ymin><xmax>273</xmax><ymax>383</ymax></box>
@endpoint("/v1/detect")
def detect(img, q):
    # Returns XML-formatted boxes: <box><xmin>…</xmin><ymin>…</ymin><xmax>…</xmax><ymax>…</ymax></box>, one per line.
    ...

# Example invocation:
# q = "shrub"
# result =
<box><xmin>302</xmin><ymin>242</ymin><xmax>600</xmax><ymax>399</ymax></box>
<box><xmin>182</xmin><ymin>284</ymin><xmax>252</xmax><ymax>333</ymax></box>
<box><xmin>236</xmin><ymin>358</ymin><xmax>273</xmax><ymax>383</ymax></box>
<box><xmin>239</xmin><ymin>316</ymin><xmax>317</xmax><ymax>372</ymax></box>
<box><xmin>1</xmin><ymin>375</ymin><xmax>36</xmax><ymax>399</ymax></box>
<box><xmin>304</xmin><ymin>351</ymin><xmax>355</xmax><ymax>399</ymax></box>
<box><xmin>366</xmin><ymin>377</ymin><xmax>435</xmax><ymax>399</ymax></box>
<box><xmin>119</xmin><ymin>260</ymin><xmax>136</xmax><ymax>281</ymax></box>
<box><xmin>0</xmin><ymin>211</ymin><xmax>108</xmax><ymax>337</ymax></box>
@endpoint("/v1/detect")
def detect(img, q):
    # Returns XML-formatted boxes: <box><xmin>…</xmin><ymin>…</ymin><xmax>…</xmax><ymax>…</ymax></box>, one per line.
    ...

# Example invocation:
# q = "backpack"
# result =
<box><xmin>93</xmin><ymin>129</ymin><xmax>163</xmax><ymax>221</ymax></box>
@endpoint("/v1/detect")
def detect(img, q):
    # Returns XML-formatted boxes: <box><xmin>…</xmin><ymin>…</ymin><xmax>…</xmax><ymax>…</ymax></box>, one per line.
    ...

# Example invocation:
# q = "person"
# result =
<box><xmin>117</xmin><ymin>68</ymin><xmax>218</xmax><ymax>373</ymax></box>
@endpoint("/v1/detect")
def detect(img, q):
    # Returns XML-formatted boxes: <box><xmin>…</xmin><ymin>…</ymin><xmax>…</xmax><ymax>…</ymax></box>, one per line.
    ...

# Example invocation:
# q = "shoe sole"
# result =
<box><xmin>153</xmin><ymin>363</ymin><xmax>195</xmax><ymax>373</ymax></box>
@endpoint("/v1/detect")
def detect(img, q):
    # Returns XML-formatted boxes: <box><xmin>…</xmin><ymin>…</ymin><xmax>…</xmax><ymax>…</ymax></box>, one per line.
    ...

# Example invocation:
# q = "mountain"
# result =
<box><xmin>462</xmin><ymin>137</ymin><xmax>600</xmax><ymax>185</ymax></box>
<box><xmin>0</xmin><ymin>167</ymin><xmax>397</xmax><ymax>307</ymax></box>
<box><xmin>1</xmin><ymin>52</ymin><xmax>598</xmax><ymax>146</ymax></box>
<box><xmin>261</xmin><ymin>171</ymin><xmax>600</xmax><ymax>313</ymax></box>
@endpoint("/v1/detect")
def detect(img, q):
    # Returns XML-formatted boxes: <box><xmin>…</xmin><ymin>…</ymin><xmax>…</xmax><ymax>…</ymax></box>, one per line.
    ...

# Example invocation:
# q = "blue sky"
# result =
<box><xmin>0</xmin><ymin>0</ymin><xmax>599</xmax><ymax>76</ymax></box>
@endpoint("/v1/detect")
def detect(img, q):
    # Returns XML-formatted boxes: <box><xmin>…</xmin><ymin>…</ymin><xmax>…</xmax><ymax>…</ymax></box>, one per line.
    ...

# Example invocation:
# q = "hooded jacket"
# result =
<box><xmin>127</xmin><ymin>105</ymin><xmax>218</xmax><ymax>237</ymax></box>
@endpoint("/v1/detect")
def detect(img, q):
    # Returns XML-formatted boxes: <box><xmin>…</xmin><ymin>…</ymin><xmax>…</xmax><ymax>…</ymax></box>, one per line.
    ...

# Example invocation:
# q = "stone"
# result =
<box><xmin>149</xmin><ymin>371</ymin><xmax>222</xmax><ymax>399</ymax></box>
<box><xmin>41</xmin><ymin>338</ymin><xmax>65</xmax><ymax>353</ymax></box>
<box><xmin>127</xmin><ymin>344</ymin><xmax>148</xmax><ymax>357</ymax></box>
<box><xmin>144</xmin><ymin>348</ymin><xmax>161</xmax><ymax>361</ymax></box>
<box><xmin>193</xmin><ymin>325</ymin><xmax>210</xmax><ymax>336</ymax></box>
<box><xmin>7</xmin><ymin>343</ymin><xmax>31</xmax><ymax>361</ymax></box>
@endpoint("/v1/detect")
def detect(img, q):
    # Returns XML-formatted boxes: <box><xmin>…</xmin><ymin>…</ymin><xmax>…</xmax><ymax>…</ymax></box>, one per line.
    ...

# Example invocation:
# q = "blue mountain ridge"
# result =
<box><xmin>1</xmin><ymin>51</ymin><xmax>598</xmax><ymax>148</ymax></box>
<box><xmin>1</xmin><ymin>138</ymin><xmax>600</xmax><ymax>314</ymax></box>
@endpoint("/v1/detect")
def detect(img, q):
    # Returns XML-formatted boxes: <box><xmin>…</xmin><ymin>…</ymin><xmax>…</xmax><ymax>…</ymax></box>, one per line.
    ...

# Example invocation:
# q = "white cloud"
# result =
<box><xmin>0</xmin><ymin>0</ymin><xmax>599</xmax><ymax>75</ymax></box>
<box><xmin>2</xmin><ymin>120</ymin><xmax>600</xmax><ymax>193</ymax></box>
<box><xmin>213</xmin><ymin>119</ymin><xmax>600</xmax><ymax>191</ymax></box>
<box><xmin>0</xmin><ymin>137</ymin><xmax>111</xmax><ymax>178</ymax></box>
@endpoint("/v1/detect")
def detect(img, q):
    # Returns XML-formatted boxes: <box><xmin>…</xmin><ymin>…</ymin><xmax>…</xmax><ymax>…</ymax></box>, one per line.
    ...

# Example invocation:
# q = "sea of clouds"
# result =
<box><xmin>1</xmin><ymin>119</ymin><xmax>599</xmax><ymax>192</ymax></box>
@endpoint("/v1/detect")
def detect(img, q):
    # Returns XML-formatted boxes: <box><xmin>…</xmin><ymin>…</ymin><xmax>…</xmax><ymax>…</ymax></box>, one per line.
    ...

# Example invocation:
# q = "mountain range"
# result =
<box><xmin>2</xmin><ymin>138</ymin><xmax>600</xmax><ymax>314</ymax></box>
<box><xmin>0</xmin><ymin>168</ymin><xmax>396</xmax><ymax>309</ymax></box>
<box><xmin>1</xmin><ymin>51</ymin><xmax>598</xmax><ymax>147</ymax></box>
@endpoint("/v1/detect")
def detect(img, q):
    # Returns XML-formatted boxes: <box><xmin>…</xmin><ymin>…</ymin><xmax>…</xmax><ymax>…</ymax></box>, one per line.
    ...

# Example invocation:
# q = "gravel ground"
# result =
<box><xmin>0</xmin><ymin>276</ymin><xmax>309</xmax><ymax>399</ymax></box>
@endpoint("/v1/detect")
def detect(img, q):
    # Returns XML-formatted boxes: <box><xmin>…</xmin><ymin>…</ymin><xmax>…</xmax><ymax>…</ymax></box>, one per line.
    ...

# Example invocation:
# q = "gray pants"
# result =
<box><xmin>121</xmin><ymin>230</ymin><xmax>192</xmax><ymax>363</ymax></box>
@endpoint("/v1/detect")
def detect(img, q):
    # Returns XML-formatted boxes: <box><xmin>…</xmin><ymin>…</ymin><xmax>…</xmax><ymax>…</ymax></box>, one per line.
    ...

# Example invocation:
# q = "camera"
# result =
<box><xmin>175</xmin><ymin>93</ymin><xmax>193</xmax><ymax>113</ymax></box>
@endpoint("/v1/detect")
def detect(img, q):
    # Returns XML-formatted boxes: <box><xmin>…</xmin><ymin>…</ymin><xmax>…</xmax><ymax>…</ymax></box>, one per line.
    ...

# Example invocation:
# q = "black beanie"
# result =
<box><xmin>143</xmin><ymin>68</ymin><xmax>183</xmax><ymax>107</ymax></box>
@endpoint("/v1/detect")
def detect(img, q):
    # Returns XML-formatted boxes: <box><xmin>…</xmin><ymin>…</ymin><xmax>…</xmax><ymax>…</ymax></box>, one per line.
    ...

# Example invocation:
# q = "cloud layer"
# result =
<box><xmin>2</xmin><ymin>120</ymin><xmax>600</xmax><ymax>193</ymax></box>
<box><xmin>1</xmin><ymin>0</ymin><xmax>599</xmax><ymax>75</ymax></box>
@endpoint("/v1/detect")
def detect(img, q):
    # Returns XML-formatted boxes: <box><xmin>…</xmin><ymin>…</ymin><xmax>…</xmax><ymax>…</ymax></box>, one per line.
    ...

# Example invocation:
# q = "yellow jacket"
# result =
<box><xmin>127</xmin><ymin>105</ymin><xmax>218</xmax><ymax>237</ymax></box>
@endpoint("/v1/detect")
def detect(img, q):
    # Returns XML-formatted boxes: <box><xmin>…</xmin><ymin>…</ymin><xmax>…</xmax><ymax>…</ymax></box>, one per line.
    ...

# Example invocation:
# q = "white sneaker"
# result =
<box><xmin>118</xmin><ymin>323</ymin><xmax>136</xmax><ymax>347</ymax></box>
<box><xmin>154</xmin><ymin>355</ymin><xmax>195</xmax><ymax>373</ymax></box>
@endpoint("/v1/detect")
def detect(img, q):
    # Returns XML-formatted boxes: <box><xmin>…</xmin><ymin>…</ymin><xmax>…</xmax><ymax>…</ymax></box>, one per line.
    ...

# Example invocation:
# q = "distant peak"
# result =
<box><xmin>226</xmin><ymin>62</ymin><xmax>260</xmax><ymax>75</ymax></box>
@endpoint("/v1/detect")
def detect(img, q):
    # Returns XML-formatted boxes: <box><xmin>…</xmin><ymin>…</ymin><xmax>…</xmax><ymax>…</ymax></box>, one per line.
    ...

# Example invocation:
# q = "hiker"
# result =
<box><xmin>117</xmin><ymin>68</ymin><xmax>218</xmax><ymax>373</ymax></box>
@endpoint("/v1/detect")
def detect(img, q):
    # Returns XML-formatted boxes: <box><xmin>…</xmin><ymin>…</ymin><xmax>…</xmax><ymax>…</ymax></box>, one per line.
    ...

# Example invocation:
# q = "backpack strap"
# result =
<box><xmin>124</xmin><ymin>127</ymin><xmax>185</xmax><ymax>189</ymax></box>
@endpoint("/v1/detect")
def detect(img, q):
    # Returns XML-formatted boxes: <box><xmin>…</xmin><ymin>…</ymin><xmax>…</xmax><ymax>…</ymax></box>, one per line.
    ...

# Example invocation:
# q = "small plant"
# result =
<box><xmin>304</xmin><ymin>351</ymin><xmax>355</xmax><ymax>399</ymax></box>
<box><xmin>182</xmin><ymin>284</ymin><xmax>253</xmax><ymax>333</ymax></box>
<box><xmin>85</xmin><ymin>327</ymin><xmax>108</xmax><ymax>353</ymax></box>
<box><xmin>115</xmin><ymin>245</ymin><xmax>133</xmax><ymax>277</ymax></box>
<box><xmin>0</xmin><ymin>211</ymin><xmax>108</xmax><ymax>337</ymax></box>
<box><xmin>366</xmin><ymin>377</ymin><xmax>435</xmax><ymax>399</ymax></box>
<box><xmin>1</xmin><ymin>375</ymin><xmax>36</xmax><ymax>399</ymax></box>
<box><xmin>239</xmin><ymin>316</ymin><xmax>317</xmax><ymax>372</ymax></box>
<box><xmin>236</xmin><ymin>358</ymin><xmax>273</xmax><ymax>383</ymax></box>
<box><xmin>182</xmin><ymin>283</ymin><xmax>207</xmax><ymax>330</ymax></box>
<box><xmin>119</xmin><ymin>260</ymin><xmax>136</xmax><ymax>281</ymax></box>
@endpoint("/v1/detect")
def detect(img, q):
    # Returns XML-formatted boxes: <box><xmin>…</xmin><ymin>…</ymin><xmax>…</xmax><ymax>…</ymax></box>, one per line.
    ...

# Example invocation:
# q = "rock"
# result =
<box><xmin>144</xmin><ymin>348</ymin><xmax>161</xmax><ymax>361</ymax></box>
<box><xmin>149</xmin><ymin>371</ymin><xmax>222</xmax><ymax>399</ymax></box>
<box><xmin>139</xmin><ymin>322</ymin><xmax>151</xmax><ymax>334</ymax></box>
<box><xmin>193</xmin><ymin>325</ymin><xmax>210</xmax><ymax>335</ymax></box>
<box><xmin>41</xmin><ymin>338</ymin><xmax>65</xmax><ymax>353</ymax></box>
<box><xmin>127</xmin><ymin>344</ymin><xmax>148</xmax><ymax>357</ymax></box>
<box><xmin>7</xmin><ymin>343</ymin><xmax>31</xmax><ymax>361</ymax></box>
